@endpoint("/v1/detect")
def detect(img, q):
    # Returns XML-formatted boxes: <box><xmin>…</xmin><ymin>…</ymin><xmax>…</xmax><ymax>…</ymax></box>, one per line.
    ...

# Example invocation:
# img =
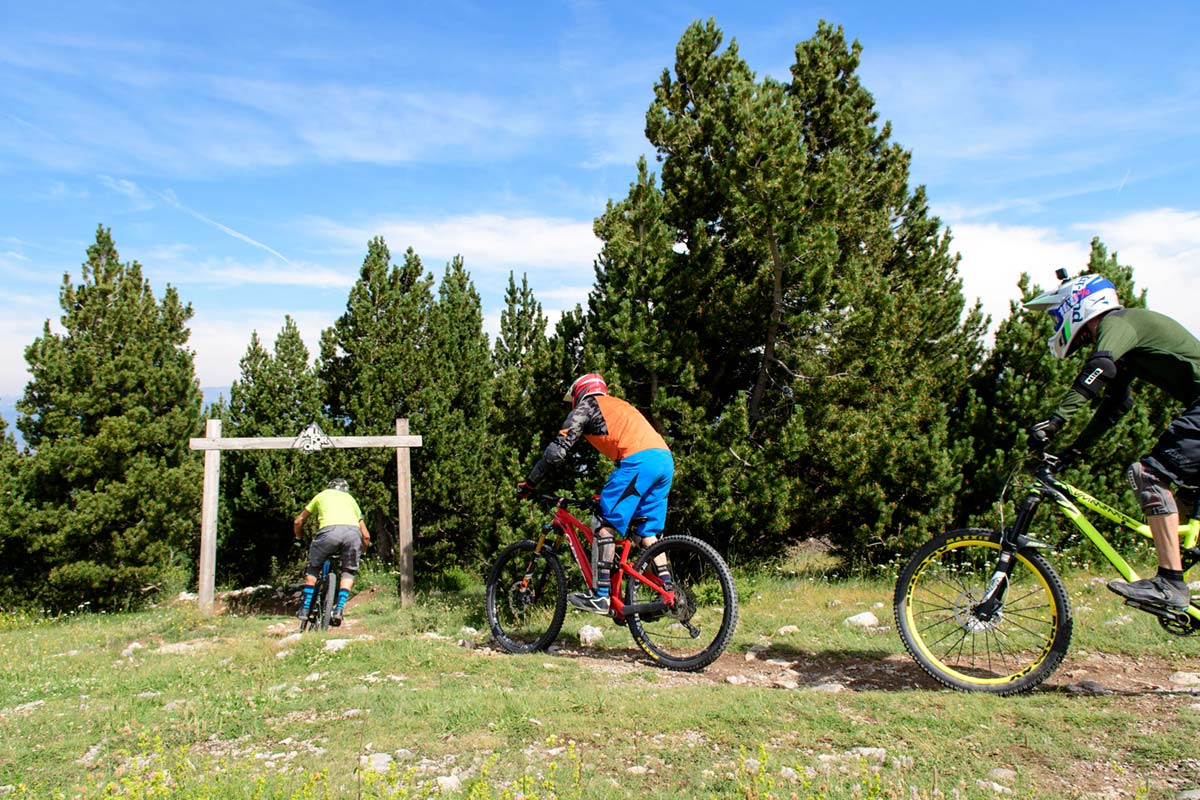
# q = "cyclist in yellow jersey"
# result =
<box><xmin>294</xmin><ymin>478</ymin><xmax>371</xmax><ymax>626</ymax></box>
<box><xmin>517</xmin><ymin>373</ymin><xmax>674</xmax><ymax>614</ymax></box>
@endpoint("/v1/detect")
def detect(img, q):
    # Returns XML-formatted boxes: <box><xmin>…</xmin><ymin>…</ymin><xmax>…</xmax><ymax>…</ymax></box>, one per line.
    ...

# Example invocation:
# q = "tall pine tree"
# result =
<box><xmin>17</xmin><ymin>226</ymin><xmax>202</xmax><ymax>610</ymax></box>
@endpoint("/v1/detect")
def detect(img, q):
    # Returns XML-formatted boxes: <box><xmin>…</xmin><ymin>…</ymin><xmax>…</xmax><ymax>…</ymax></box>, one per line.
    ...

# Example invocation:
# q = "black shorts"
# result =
<box><xmin>1143</xmin><ymin>401</ymin><xmax>1200</xmax><ymax>491</ymax></box>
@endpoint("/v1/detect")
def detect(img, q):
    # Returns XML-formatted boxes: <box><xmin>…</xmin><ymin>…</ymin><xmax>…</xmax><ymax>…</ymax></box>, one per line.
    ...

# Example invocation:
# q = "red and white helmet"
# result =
<box><xmin>564</xmin><ymin>373</ymin><xmax>608</xmax><ymax>408</ymax></box>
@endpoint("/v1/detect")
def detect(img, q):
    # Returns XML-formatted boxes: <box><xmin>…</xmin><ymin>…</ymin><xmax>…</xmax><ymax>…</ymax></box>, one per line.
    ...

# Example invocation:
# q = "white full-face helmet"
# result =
<box><xmin>1025</xmin><ymin>273</ymin><xmax>1122</xmax><ymax>359</ymax></box>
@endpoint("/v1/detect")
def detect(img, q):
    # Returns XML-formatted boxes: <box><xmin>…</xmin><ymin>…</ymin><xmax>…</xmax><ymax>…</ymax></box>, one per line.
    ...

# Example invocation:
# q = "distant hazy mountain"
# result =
<box><xmin>0</xmin><ymin>387</ymin><xmax>231</xmax><ymax>449</ymax></box>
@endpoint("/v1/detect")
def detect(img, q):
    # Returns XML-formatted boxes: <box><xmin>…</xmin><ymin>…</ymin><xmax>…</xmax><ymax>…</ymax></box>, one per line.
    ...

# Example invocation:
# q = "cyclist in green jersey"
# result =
<box><xmin>294</xmin><ymin>478</ymin><xmax>371</xmax><ymax>626</ymax></box>
<box><xmin>1026</xmin><ymin>273</ymin><xmax>1200</xmax><ymax>611</ymax></box>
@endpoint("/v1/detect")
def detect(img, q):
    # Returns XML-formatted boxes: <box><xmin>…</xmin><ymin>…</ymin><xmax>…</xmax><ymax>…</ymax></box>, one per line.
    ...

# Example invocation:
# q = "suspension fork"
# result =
<box><xmin>974</xmin><ymin>490</ymin><xmax>1043</xmax><ymax>619</ymax></box>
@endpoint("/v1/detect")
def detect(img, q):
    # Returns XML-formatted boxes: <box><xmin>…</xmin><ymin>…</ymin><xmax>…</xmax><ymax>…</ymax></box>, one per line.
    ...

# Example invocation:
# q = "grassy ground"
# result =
<box><xmin>2</xmin><ymin>549</ymin><xmax>1200</xmax><ymax>799</ymax></box>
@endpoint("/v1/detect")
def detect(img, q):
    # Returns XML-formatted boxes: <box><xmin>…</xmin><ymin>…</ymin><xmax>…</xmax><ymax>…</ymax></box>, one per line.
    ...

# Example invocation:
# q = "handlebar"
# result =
<box><xmin>528</xmin><ymin>494</ymin><xmax>599</xmax><ymax>512</ymax></box>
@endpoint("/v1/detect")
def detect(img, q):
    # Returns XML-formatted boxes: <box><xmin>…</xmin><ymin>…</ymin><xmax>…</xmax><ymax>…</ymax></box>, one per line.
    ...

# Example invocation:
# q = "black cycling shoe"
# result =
<box><xmin>1108</xmin><ymin>575</ymin><xmax>1191</xmax><ymax>611</ymax></box>
<box><xmin>330</xmin><ymin>607</ymin><xmax>344</xmax><ymax>627</ymax></box>
<box><xmin>296</xmin><ymin>604</ymin><xmax>311</xmax><ymax>620</ymax></box>
<box><xmin>567</xmin><ymin>590</ymin><xmax>611</xmax><ymax>614</ymax></box>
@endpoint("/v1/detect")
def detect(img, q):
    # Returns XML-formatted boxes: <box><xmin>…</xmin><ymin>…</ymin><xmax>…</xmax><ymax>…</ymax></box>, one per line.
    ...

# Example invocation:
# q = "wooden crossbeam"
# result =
<box><xmin>188</xmin><ymin>419</ymin><xmax>422</xmax><ymax>614</ymax></box>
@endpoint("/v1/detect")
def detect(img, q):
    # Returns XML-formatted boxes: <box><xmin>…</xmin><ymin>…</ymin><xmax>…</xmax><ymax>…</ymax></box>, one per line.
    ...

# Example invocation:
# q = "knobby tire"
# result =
<box><xmin>626</xmin><ymin>535</ymin><xmax>738</xmax><ymax>672</ymax></box>
<box><xmin>894</xmin><ymin>528</ymin><xmax>1072</xmax><ymax>695</ymax></box>
<box><xmin>486</xmin><ymin>539</ymin><xmax>568</xmax><ymax>654</ymax></box>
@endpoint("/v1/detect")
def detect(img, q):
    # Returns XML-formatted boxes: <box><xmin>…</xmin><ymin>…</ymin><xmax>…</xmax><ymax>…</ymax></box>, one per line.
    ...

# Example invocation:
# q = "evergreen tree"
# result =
<box><xmin>318</xmin><ymin>239</ymin><xmax>435</xmax><ymax>557</ymax></box>
<box><xmin>17</xmin><ymin>226</ymin><xmax>202</xmax><ymax>610</ymax></box>
<box><xmin>592</xmin><ymin>20</ymin><xmax>985</xmax><ymax>559</ymax></box>
<box><xmin>220</xmin><ymin>317</ymin><xmax>328</xmax><ymax>584</ymax></box>
<box><xmin>0</xmin><ymin>418</ymin><xmax>27</xmax><ymax>608</ymax></box>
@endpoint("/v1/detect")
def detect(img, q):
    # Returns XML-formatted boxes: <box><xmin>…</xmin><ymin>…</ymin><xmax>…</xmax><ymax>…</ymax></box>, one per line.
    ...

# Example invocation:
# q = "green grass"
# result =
<box><xmin>2</xmin><ymin>552</ymin><xmax>1199</xmax><ymax>799</ymax></box>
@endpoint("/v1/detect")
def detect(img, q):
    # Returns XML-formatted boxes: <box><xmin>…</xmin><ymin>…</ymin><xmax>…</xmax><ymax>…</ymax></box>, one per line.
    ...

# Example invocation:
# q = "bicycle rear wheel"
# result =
<box><xmin>894</xmin><ymin>528</ymin><xmax>1072</xmax><ymax>695</ymax></box>
<box><xmin>486</xmin><ymin>540</ymin><xmax>567</xmax><ymax>654</ymax></box>
<box><xmin>626</xmin><ymin>535</ymin><xmax>738</xmax><ymax>672</ymax></box>
<box><xmin>320</xmin><ymin>572</ymin><xmax>337</xmax><ymax>630</ymax></box>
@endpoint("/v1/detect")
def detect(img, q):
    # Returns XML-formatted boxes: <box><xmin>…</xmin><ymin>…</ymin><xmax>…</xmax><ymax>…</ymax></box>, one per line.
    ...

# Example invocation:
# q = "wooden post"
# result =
<box><xmin>396</xmin><ymin>418</ymin><xmax>414</xmax><ymax>608</ymax></box>
<box><xmin>198</xmin><ymin>418</ymin><xmax>221</xmax><ymax>614</ymax></box>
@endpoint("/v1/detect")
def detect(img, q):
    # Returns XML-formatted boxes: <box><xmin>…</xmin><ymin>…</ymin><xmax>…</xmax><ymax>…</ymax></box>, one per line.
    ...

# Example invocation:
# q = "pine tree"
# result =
<box><xmin>592</xmin><ymin>20</ymin><xmax>985</xmax><ymax>559</ymax></box>
<box><xmin>221</xmin><ymin>317</ymin><xmax>328</xmax><ymax>584</ymax></box>
<box><xmin>0</xmin><ymin>418</ymin><xmax>27</xmax><ymax>608</ymax></box>
<box><xmin>318</xmin><ymin>239</ymin><xmax>435</xmax><ymax>554</ymax></box>
<box><xmin>17</xmin><ymin>226</ymin><xmax>202</xmax><ymax>610</ymax></box>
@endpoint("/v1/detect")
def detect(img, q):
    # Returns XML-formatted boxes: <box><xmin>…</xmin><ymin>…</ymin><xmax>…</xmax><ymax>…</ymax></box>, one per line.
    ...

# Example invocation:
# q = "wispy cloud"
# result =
<box><xmin>151</xmin><ymin>188</ymin><xmax>293</xmax><ymax>265</ymax></box>
<box><xmin>98</xmin><ymin>174</ymin><xmax>154</xmax><ymax>211</ymax></box>
<box><xmin>309</xmin><ymin>213</ymin><xmax>600</xmax><ymax>274</ymax></box>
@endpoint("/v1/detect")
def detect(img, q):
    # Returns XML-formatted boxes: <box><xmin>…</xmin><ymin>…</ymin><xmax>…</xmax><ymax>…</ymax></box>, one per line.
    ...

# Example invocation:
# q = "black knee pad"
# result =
<box><xmin>1127</xmin><ymin>461</ymin><xmax>1177</xmax><ymax>517</ymax></box>
<box><xmin>304</xmin><ymin>564</ymin><xmax>322</xmax><ymax>580</ymax></box>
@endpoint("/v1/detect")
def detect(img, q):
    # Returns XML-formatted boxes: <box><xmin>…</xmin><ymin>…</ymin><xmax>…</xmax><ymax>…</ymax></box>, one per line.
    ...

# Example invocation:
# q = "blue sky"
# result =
<box><xmin>2</xmin><ymin>1</ymin><xmax>1199</xmax><ymax>403</ymax></box>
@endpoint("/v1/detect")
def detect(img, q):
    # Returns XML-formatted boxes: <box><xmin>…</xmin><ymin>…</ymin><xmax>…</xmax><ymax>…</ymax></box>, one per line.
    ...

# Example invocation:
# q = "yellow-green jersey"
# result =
<box><xmin>305</xmin><ymin>489</ymin><xmax>363</xmax><ymax>528</ymax></box>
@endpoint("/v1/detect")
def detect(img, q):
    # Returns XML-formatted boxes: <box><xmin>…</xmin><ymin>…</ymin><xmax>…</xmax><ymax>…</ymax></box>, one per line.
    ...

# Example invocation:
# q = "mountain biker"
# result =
<box><xmin>516</xmin><ymin>373</ymin><xmax>674</xmax><ymax>614</ymax></box>
<box><xmin>294</xmin><ymin>478</ymin><xmax>371</xmax><ymax>626</ymax></box>
<box><xmin>1026</xmin><ymin>272</ymin><xmax>1200</xmax><ymax>611</ymax></box>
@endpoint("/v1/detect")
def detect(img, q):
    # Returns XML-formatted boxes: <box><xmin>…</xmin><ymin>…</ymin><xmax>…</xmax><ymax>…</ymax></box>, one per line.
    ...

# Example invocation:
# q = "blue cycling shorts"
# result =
<box><xmin>598</xmin><ymin>448</ymin><xmax>674</xmax><ymax>538</ymax></box>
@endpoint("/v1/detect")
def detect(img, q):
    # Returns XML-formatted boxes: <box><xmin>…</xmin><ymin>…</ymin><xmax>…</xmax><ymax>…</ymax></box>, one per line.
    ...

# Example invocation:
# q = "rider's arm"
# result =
<box><xmin>526</xmin><ymin>397</ymin><xmax>602</xmax><ymax>486</ymax></box>
<box><xmin>1070</xmin><ymin>371</ymin><xmax>1134</xmax><ymax>452</ymax></box>
<box><xmin>358</xmin><ymin>518</ymin><xmax>371</xmax><ymax>548</ymax></box>
<box><xmin>293</xmin><ymin>509</ymin><xmax>311</xmax><ymax>539</ymax></box>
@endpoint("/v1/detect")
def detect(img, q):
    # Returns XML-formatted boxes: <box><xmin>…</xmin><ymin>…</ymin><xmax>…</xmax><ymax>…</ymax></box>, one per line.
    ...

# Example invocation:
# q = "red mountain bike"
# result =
<box><xmin>485</xmin><ymin>495</ymin><xmax>738</xmax><ymax>671</ymax></box>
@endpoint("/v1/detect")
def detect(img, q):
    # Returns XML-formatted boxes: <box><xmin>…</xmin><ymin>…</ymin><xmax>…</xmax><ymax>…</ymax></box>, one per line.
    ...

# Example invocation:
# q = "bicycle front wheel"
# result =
<box><xmin>626</xmin><ymin>536</ymin><xmax>738</xmax><ymax>672</ymax></box>
<box><xmin>894</xmin><ymin>528</ymin><xmax>1072</xmax><ymax>695</ymax></box>
<box><xmin>485</xmin><ymin>540</ymin><xmax>567</xmax><ymax>654</ymax></box>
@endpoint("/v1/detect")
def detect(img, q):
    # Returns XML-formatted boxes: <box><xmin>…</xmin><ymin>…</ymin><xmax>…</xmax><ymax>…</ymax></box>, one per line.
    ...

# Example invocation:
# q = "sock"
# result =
<box><xmin>1158</xmin><ymin>567</ymin><xmax>1185</xmax><ymax>585</ymax></box>
<box><xmin>300</xmin><ymin>585</ymin><xmax>315</xmax><ymax>610</ymax></box>
<box><xmin>336</xmin><ymin>589</ymin><xmax>350</xmax><ymax>611</ymax></box>
<box><xmin>594</xmin><ymin>586</ymin><xmax>610</xmax><ymax>598</ymax></box>
<box><xmin>656</xmin><ymin>564</ymin><xmax>674</xmax><ymax>588</ymax></box>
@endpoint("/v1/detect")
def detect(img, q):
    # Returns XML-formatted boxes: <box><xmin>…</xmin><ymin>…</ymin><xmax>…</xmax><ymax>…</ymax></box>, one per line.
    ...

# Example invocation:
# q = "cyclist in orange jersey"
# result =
<box><xmin>517</xmin><ymin>373</ymin><xmax>674</xmax><ymax>614</ymax></box>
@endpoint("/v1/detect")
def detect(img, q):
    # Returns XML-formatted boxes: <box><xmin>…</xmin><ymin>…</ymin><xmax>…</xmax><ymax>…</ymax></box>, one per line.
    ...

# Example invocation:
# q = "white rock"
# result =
<box><xmin>276</xmin><ymin>650</ymin><xmax>292</xmax><ymax>659</ymax></box>
<box><xmin>136</xmin><ymin>691</ymin><xmax>160</xmax><ymax>699</ymax></box>
<box><xmin>976</xmin><ymin>779</ymin><xmax>1013</xmax><ymax>794</ymax></box>
<box><xmin>809</xmin><ymin>682</ymin><xmax>847</xmax><ymax>693</ymax></box>
<box><xmin>395</xmin><ymin>748</ymin><xmax>415</xmax><ymax>759</ymax></box>
<box><xmin>120</xmin><ymin>642</ymin><xmax>144</xmax><ymax>658</ymax></box>
<box><xmin>1176</xmin><ymin>790</ymin><xmax>1200</xmax><ymax>800</ymax></box>
<box><xmin>437</xmin><ymin>775</ymin><xmax>462</xmax><ymax>793</ymax></box>
<box><xmin>990</xmin><ymin>768</ymin><xmax>1018</xmax><ymax>782</ymax></box>
<box><xmin>871</xmin><ymin>602</ymin><xmax>884</xmax><ymax>609</ymax></box>
<box><xmin>1169</xmin><ymin>671</ymin><xmax>1200</xmax><ymax>687</ymax></box>
<box><xmin>850</xmin><ymin>747</ymin><xmax>887</xmax><ymax>763</ymax></box>
<box><xmin>777</xmin><ymin>625</ymin><xmax>799</xmax><ymax>635</ymax></box>
<box><xmin>742</xmin><ymin>758</ymin><xmax>760</xmax><ymax>773</ymax></box>
<box><xmin>304</xmin><ymin>672</ymin><xmax>322</xmax><ymax>682</ymax></box>
<box><xmin>278</xmin><ymin>633</ymin><xmax>302</xmax><ymax>646</ymax></box>
<box><xmin>725</xmin><ymin>675</ymin><xmax>750</xmax><ymax>686</ymax></box>
<box><xmin>459</xmin><ymin>626</ymin><xmax>478</xmax><ymax>636</ymax></box>
<box><xmin>843</xmin><ymin>611</ymin><xmax>879</xmax><ymax>628</ymax></box>
<box><xmin>579</xmin><ymin>625</ymin><xmax>605</xmax><ymax>646</ymax></box>
<box><xmin>780</xmin><ymin>766</ymin><xmax>800</xmax><ymax>782</ymax></box>
<box><xmin>773</xmin><ymin>678</ymin><xmax>800</xmax><ymax>690</ymax></box>
<box><xmin>176</xmin><ymin>592</ymin><xmax>198</xmax><ymax>602</ymax></box>
<box><xmin>360</xmin><ymin>752</ymin><xmax>393</xmax><ymax>773</ymax></box>
<box><xmin>626</xmin><ymin>765</ymin><xmax>649</xmax><ymax>775</ymax></box>
<box><xmin>324</xmin><ymin>639</ymin><xmax>350</xmax><ymax>652</ymax></box>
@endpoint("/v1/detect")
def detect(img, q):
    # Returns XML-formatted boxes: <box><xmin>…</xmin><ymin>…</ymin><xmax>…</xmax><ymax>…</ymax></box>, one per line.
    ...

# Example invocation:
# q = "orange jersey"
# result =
<box><xmin>526</xmin><ymin>394</ymin><xmax>669</xmax><ymax>486</ymax></box>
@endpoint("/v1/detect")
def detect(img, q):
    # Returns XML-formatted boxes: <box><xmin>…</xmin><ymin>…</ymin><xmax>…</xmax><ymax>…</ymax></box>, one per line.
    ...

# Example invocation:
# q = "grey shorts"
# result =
<box><xmin>307</xmin><ymin>525</ymin><xmax>363</xmax><ymax>574</ymax></box>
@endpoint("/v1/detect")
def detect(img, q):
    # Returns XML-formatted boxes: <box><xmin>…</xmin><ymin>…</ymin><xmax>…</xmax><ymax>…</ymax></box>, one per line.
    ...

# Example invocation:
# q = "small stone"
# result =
<box><xmin>436</xmin><ymin>775</ymin><xmax>462</xmax><ymax>792</ymax></box>
<box><xmin>360</xmin><ymin>752</ymin><xmax>393</xmax><ymax>773</ymax></box>
<box><xmin>1175</xmin><ymin>789</ymin><xmax>1200</xmax><ymax>800</ymax></box>
<box><xmin>1067</xmin><ymin>680</ymin><xmax>1113</xmax><ymax>695</ymax></box>
<box><xmin>304</xmin><ymin>672</ymin><xmax>322</xmax><ymax>682</ymax></box>
<box><xmin>780</xmin><ymin>766</ymin><xmax>799</xmax><ymax>782</ymax></box>
<box><xmin>726</xmin><ymin>675</ymin><xmax>750</xmax><ymax>686</ymax></box>
<box><xmin>1169</xmin><ymin>672</ymin><xmax>1200</xmax><ymax>687</ymax></box>
<box><xmin>977</xmin><ymin>779</ymin><xmax>1013</xmax><ymax>794</ymax></box>
<box><xmin>579</xmin><ymin>625</ymin><xmax>605</xmax><ymax>646</ymax></box>
<box><xmin>626</xmin><ymin>765</ymin><xmax>649</xmax><ymax>775</ymax></box>
<box><xmin>843</xmin><ymin>611</ymin><xmax>879</xmax><ymax>628</ymax></box>
<box><xmin>395</xmin><ymin>748</ymin><xmax>415</xmax><ymax>759</ymax></box>
<box><xmin>990</xmin><ymin>768</ymin><xmax>1018</xmax><ymax>782</ymax></box>
<box><xmin>777</xmin><ymin>625</ymin><xmax>799</xmax><ymax>635</ymax></box>
<box><xmin>871</xmin><ymin>602</ymin><xmax>884</xmax><ymax>609</ymax></box>
<box><xmin>324</xmin><ymin>639</ymin><xmax>350</xmax><ymax>652</ymax></box>
<box><xmin>773</xmin><ymin>677</ymin><xmax>800</xmax><ymax>690</ymax></box>
<box><xmin>850</xmin><ymin>747</ymin><xmax>887</xmax><ymax>762</ymax></box>
<box><xmin>810</xmin><ymin>682</ymin><xmax>847</xmax><ymax>693</ymax></box>
<box><xmin>136</xmin><ymin>691</ymin><xmax>160</xmax><ymax>699</ymax></box>
<box><xmin>459</xmin><ymin>626</ymin><xmax>478</xmax><ymax>636</ymax></box>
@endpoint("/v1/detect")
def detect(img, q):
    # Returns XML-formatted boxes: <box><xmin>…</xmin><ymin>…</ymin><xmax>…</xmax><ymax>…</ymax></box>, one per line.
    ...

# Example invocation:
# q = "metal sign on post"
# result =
<box><xmin>188</xmin><ymin>419</ymin><xmax>422</xmax><ymax>614</ymax></box>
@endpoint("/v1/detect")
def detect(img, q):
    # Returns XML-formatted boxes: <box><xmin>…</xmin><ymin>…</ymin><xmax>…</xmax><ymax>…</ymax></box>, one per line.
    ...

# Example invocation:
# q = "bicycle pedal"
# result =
<box><xmin>1123</xmin><ymin>598</ymin><xmax>1191</xmax><ymax>622</ymax></box>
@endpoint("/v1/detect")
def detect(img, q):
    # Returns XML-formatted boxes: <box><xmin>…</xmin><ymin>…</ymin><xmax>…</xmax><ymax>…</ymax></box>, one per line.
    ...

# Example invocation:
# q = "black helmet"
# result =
<box><xmin>327</xmin><ymin>478</ymin><xmax>349</xmax><ymax>492</ymax></box>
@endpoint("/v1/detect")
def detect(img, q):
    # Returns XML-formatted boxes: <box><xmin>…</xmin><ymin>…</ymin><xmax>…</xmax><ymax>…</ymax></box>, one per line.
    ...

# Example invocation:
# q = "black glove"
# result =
<box><xmin>1051</xmin><ymin>446</ymin><xmax>1083</xmax><ymax>473</ymax></box>
<box><xmin>1026</xmin><ymin>416</ymin><xmax>1064</xmax><ymax>452</ymax></box>
<box><xmin>515</xmin><ymin>481</ymin><xmax>537</xmax><ymax>500</ymax></box>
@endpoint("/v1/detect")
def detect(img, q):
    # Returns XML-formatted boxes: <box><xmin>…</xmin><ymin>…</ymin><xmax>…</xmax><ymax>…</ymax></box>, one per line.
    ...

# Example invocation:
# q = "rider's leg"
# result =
<box><xmin>1111</xmin><ymin>461</ymin><xmax>1189</xmax><ymax>609</ymax></box>
<box><xmin>331</xmin><ymin>527</ymin><xmax>364</xmax><ymax>625</ymax></box>
<box><xmin>298</xmin><ymin>569</ymin><xmax>320</xmax><ymax>618</ymax></box>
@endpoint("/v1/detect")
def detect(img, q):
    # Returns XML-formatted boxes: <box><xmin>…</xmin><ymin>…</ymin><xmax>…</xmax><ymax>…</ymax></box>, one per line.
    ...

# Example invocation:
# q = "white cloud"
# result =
<box><xmin>950</xmin><ymin>207</ymin><xmax>1200</xmax><ymax>342</ymax></box>
<box><xmin>311</xmin><ymin>213</ymin><xmax>601</xmax><ymax>275</ymax></box>
<box><xmin>189</xmin><ymin>308</ymin><xmax>335</xmax><ymax>389</ymax></box>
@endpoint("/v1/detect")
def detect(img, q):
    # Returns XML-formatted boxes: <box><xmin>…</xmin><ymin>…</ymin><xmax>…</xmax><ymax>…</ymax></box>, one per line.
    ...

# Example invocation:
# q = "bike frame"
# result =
<box><xmin>998</xmin><ymin>466</ymin><xmax>1200</xmax><ymax>620</ymax></box>
<box><xmin>531</xmin><ymin>498</ymin><xmax>675</xmax><ymax>623</ymax></box>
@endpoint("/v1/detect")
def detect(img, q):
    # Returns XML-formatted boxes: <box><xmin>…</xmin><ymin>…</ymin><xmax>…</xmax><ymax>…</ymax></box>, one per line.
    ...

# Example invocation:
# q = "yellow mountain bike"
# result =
<box><xmin>894</xmin><ymin>451</ymin><xmax>1200</xmax><ymax>694</ymax></box>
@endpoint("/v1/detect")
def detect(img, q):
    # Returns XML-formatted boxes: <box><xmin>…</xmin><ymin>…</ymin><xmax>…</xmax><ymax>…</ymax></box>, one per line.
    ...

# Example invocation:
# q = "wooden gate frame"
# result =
<box><xmin>188</xmin><ymin>419</ymin><xmax>423</xmax><ymax>614</ymax></box>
